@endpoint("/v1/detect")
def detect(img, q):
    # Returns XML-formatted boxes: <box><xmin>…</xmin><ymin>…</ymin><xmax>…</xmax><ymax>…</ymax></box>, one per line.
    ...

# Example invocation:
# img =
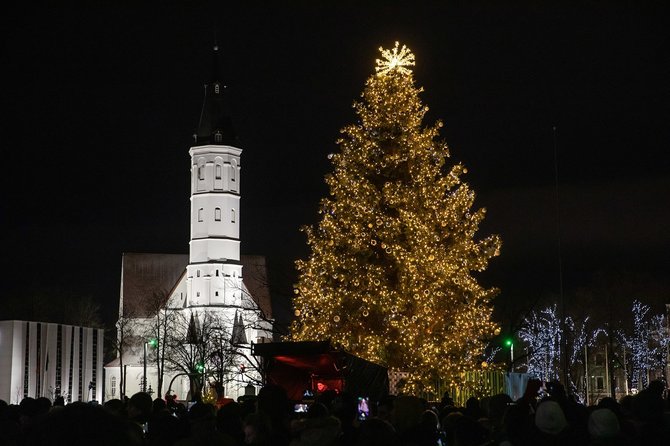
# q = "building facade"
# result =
<box><xmin>0</xmin><ymin>320</ymin><xmax>104</xmax><ymax>404</ymax></box>
<box><xmin>104</xmin><ymin>46</ymin><xmax>273</xmax><ymax>402</ymax></box>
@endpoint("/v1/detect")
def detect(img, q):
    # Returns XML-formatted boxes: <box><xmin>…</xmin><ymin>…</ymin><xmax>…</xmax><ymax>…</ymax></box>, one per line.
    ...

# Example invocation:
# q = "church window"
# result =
<box><xmin>216</xmin><ymin>164</ymin><xmax>222</xmax><ymax>179</ymax></box>
<box><xmin>197</xmin><ymin>292</ymin><xmax>200</xmax><ymax>297</ymax></box>
<box><xmin>215</xmin><ymin>291</ymin><xmax>219</xmax><ymax>296</ymax></box>
<box><xmin>231</xmin><ymin>160</ymin><xmax>237</xmax><ymax>182</ymax></box>
<box><xmin>198</xmin><ymin>208</ymin><xmax>204</xmax><ymax>222</ymax></box>
<box><xmin>197</xmin><ymin>270</ymin><xmax>200</xmax><ymax>277</ymax></box>
<box><xmin>215</xmin><ymin>83</ymin><xmax>220</xmax><ymax>94</ymax></box>
<box><xmin>111</xmin><ymin>377</ymin><xmax>117</xmax><ymax>397</ymax></box>
<box><xmin>215</xmin><ymin>132</ymin><xmax>222</xmax><ymax>143</ymax></box>
<box><xmin>215</xmin><ymin>270</ymin><xmax>219</xmax><ymax>277</ymax></box>
<box><xmin>215</xmin><ymin>207</ymin><xmax>221</xmax><ymax>221</ymax></box>
<box><xmin>198</xmin><ymin>165</ymin><xmax>205</xmax><ymax>180</ymax></box>
<box><xmin>231</xmin><ymin>208</ymin><xmax>236</xmax><ymax>223</ymax></box>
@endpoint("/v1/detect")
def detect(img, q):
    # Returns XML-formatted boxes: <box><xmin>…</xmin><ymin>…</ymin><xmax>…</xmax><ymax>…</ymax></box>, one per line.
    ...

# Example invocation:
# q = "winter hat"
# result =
<box><xmin>534</xmin><ymin>400</ymin><xmax>568</xmax><ymax>435</ymax></box>
<box><xmin>588</xmin><ymin>408</ymin><xmax>620</xmax><ymax>439</ymax></box>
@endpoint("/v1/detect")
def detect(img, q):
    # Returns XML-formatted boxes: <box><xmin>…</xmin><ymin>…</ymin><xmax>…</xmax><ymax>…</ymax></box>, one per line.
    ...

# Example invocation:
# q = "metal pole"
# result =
<box><xmin>605</xmin><ymin>344</ymin><xmax>610</xmax><ymax>398</ymax></box>
<box><xmin>511</xmin><ymin>344</ymin><xmax>514</xmax><ymax>372</ymax></box>
<box><xmin>553</xmin><ymin>126</ymin><xmax>569</xmax><ymax>388</ymax></box>
<box><xmin>623</xmin><ymin>347</ymin><xmax>629</xmax><ymax>395</ymax></box>
<box><xmin>143</xmin><ymin>342</ymin><xmax>147</xmax><ymax>393</ymax></box>
<box><xmin>584</xmin><ymin>344</ymin><xmax>589</xmax><ymax>405</ymax></box>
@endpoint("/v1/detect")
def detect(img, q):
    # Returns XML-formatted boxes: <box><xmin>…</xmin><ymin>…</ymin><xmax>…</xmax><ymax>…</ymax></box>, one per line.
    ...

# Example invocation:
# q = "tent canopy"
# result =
<box><xmin>252</xmin><ymin>341</ymin><xmax>389</xmax><ymax>401</ymax></box>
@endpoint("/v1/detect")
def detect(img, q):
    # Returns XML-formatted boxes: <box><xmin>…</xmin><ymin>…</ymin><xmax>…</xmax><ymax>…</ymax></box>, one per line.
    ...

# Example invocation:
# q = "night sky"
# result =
<box><xmin>2</xmin><ymin>2</ymin><xmax>668</xmax><ymax>329</ymax></box>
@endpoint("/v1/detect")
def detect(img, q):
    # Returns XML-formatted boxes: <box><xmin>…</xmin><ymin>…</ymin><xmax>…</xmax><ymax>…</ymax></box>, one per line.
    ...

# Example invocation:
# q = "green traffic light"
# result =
<box><xmin>149</xmin><ymin>338</ymin><xmax>158</xmax><ymax>347</ymax></box>
<box><xmin>505</xmin><ymin>338</ymin><xmax>513</xmax><ymax>347</ymax></box>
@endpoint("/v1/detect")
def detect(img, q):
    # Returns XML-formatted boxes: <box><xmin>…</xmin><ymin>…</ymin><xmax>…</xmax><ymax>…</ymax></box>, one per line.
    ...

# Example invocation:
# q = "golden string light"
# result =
<box><xmin>290</xmin><ymin>42</ymin><xmax>501</xmax><ymax>392</ymax></box>
<box><xmin>375</xmin><ymin>41</ymin><xmax>415</xmax><ymax>76</ymax></box>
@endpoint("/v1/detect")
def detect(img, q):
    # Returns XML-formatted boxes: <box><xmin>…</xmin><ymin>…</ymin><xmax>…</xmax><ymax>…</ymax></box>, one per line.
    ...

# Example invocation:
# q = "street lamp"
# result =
<box><xmin>505</xmin><ymin>338</ymin><xmax>514</xmax><ymax>372</ymax></box>
<box><xmin>143</xmin><ymin>338</ymin><xmax>158</xmax><ymax>393</ymax></box>
<box><xmin>143</xmin><ymin>342</ymin><xmax>147</xmax><ymax>392</ymax></box>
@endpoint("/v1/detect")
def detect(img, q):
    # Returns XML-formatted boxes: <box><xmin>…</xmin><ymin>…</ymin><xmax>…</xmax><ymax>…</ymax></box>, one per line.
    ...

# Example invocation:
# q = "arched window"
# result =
<box><xmin>214</xmin><ymin>83</ymin><xmax>220</xmax><ymax>94</ymax></box>
<box><xmin>231</xmin><ymin>160</ymin><xmax>237</xmax><ymax>182</ymax></box>
<box><xmin>198</xmin><ymin>165</ymin><xmax>205</xmax><ymax>180</ymax></box>
<box><xmin>215</xmin><ymin>207</ymin><xmax>221</xmax><ymax>221</ymax></box>
<box><xmin>231</xmin><ymin>208</ymin><xmax>236</xmax><ymax>223</ymax></box>
<box><xmin>198</xmin><ymin>208</ymin><xmax>204</xmax><ymax>222</ymax></box>
<box><xmin>215</xmin><ymin>270</ymin><xmax>219</xmax><ymax>277</ymax></box>
<box><xmin>215</xmin><ymin>164</ymin><xmax>222</xmax><ymax>179</ymax></box>
<box><xmin>214</xmin><ymin>132</ymin><xmax>222</xmax><ymax>143</ymax></box>
<box><xmin>197</xmin><ymin>270</ymin><xmax>200</xmax><ymax>277</ymax></box>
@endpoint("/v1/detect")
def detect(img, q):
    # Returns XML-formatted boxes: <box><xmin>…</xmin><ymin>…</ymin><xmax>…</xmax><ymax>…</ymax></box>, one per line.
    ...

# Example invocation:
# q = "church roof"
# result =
<box><xmin>240</xmin><ymin>255</ymin><xmax>273</xmax><ymax>319</ymax></box>
<box><xmin>120</xmin><ymin>253</ymin><xmax>188</xmax><ymax>318</ymax></box>
<box><xmin>194</xmin><ymin>44</ymin><xmax>237</xmax><ymax>146</ymax></box>
<box><xmin>120</xmin><ymin>253</ymin><xmax>273</xmax><ymax>319</ymax></box>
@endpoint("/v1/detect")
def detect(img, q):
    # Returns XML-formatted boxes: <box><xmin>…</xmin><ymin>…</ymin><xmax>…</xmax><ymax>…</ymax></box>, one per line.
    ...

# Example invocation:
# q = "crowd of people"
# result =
<box><xmin>0</xmin><ymin>379</ymin><xmax>668</xmax><ymax>445</ymax></box>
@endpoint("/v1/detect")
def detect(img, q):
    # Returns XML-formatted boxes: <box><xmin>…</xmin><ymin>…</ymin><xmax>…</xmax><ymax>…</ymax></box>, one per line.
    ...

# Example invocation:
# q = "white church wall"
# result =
<box><xmin>189</xmin><ymin>238</ymin><xmax>241</xmax><ymax>263</ymax></box>
<box><xmin>167</xmin><ymin>279</ymin><xmax>188</xmax><ymax>310</ymax></box>
<box><xmin>190</xmin><ymin>194</ymin><xmax>240</xmax><ymax>240</ymax></box>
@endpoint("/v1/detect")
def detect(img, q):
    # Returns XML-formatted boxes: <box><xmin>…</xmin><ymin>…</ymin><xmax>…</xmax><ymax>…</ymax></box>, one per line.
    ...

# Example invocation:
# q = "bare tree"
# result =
<box><xmin>107</xmin><ymin>315</ymin><xmax>136</xmax><ymax>398</ymax></box>
<box><xmin>67</xmin><ymin>295</ymin><xmax>103</xmax><ymax>328</ymax></box>
<box><xmin>142</xmin><ymin>290</ymin><xmax>176</xmax><ymax>398</ymax></box>
<box><xmin>163</xmin><ymin>310</ymin><xmax>233</xmax><ymax>402</ymax></box>
<box><xmin>649</xmin><ymin>314</ymin><xmax>670</xmax><ymax>382</ymax></box>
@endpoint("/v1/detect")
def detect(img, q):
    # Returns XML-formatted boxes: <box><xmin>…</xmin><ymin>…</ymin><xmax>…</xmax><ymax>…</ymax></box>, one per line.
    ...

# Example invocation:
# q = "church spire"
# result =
<box><xmin>195</xmin><ymin>44</ymin><xmax>237</xmax><ymax>145</ymax></box>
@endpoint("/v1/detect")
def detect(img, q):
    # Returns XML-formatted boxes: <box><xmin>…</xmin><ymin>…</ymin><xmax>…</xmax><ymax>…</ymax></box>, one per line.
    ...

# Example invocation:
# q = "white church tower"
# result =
<box><xmin>186</xmin><ymin>44</ymin><xmax>243</xmax><ymax>308</ymax></box>
<box><xmin>104</xmin><ymin>45</ymin><xmax>272</xmax><ymax>403</ymax></box>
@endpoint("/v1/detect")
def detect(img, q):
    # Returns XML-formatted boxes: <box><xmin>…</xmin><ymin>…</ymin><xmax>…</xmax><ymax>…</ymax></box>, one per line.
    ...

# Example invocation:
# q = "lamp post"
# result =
<box><xmin>142</xmin><ymin>338</ymin><xmax>157</xmax><ymax>394</ymax></box>
<box><xmin>505</xmin><ymin>338</ymin><xmax>514</xmax><ymax>372</ymax></box>
<box><xmin>143</xmin><ymin>342</ymin><xmax>147</xmax><ymax>393</ymax></box>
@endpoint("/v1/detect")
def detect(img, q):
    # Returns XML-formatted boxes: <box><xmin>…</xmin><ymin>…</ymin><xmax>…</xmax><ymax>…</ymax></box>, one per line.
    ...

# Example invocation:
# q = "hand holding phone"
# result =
<box><xmin>357</xmin><ymin>397</ymin><xmax>369</xmax><ymax>421</ymax></box>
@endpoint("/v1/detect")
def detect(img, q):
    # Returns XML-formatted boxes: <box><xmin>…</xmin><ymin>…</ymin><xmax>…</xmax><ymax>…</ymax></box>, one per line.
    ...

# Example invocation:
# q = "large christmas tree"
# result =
<box><xmin>291</xmin><ymin>42</ymin><xmax>501</xmax><ymax>390</ymax></box>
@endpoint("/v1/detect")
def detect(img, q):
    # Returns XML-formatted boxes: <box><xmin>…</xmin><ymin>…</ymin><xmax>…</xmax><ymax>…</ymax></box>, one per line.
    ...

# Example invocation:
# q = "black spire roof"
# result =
<box><xmin>194</xmin><ymin>44</ymin><xmax>237</xmax><ymax>146</ymax></box>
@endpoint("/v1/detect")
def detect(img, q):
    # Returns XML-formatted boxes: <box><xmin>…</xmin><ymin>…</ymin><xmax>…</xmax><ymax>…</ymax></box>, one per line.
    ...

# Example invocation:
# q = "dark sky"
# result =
<box><xmin>1</xmin><ymin>2</ymin><xmax>669</xmax><ymax>328</ymax></box>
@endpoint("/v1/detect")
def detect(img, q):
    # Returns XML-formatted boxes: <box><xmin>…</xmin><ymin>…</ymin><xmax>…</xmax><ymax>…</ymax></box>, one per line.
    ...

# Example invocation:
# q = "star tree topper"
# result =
<box><xmin>375</xmin><ymin>41</ymin><xmax>416</xmax><ymax>76</ymax></box>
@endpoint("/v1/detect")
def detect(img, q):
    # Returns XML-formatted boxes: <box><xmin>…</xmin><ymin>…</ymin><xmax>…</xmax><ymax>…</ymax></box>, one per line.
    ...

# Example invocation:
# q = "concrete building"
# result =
<box><xmin>0</xmin><ymin>320</ymin><xmax>104</xmax><ymax>404</ymax></box>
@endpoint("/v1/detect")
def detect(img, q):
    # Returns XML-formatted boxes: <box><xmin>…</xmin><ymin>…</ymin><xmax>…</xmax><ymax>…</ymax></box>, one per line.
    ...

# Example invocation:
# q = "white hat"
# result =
<box><xmin>588</xmin><ymin>408</ymin><xmax>620</xmax><ymax>439</ymax></box>
<box><xmin>534</xmin><ymin>401</ymin><xmax>568</xmax><ymax>435</ymax></box>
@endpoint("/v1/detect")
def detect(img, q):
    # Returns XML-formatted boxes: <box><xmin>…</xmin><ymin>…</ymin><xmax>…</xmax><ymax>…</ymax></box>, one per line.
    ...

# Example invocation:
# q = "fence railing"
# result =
<box><xmin>388</xmin><ymin>370</ymin><xmax>507</xmax><ymax>405</ymax></box>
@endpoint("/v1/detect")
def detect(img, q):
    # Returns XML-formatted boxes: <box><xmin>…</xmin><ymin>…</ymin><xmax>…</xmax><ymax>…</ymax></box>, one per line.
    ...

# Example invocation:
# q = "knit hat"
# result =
<box><xmin>534</xmin><ymin>400</ymin><xmax>568</xmax><ymax>435</ymax></box>
<box><xmin>588</xmin><ymin>408</ymin><xmax>620</xmax><ymax>439</ymax></box>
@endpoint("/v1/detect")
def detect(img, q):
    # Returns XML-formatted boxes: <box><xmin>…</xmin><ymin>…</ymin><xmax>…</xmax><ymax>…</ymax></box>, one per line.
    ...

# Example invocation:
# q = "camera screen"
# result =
<box><xmin>294</xmin><ymin>403</ymin><xmax>309</xmax><ymax>413</ymax></box>
<box><xmin>357</xmin><ymin>397</ymin><xmax>369</xmax><ymax>420</ymax></box>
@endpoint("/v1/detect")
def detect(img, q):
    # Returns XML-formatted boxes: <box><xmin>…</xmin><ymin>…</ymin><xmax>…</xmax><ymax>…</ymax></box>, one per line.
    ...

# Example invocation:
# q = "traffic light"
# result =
<box><xmin>195</xmin><ymin>361</ymin><xmax>205</xmax><ymax>373</ymax></box>
<box><xmin>148</xmin><ymin>338</ymin><xmax>158</xmax><ymax>348</ymax></box>
<box><xmin>504</xmin><ymin>338</ymin><xmax>513</xmax><ymax>348</ymax></box>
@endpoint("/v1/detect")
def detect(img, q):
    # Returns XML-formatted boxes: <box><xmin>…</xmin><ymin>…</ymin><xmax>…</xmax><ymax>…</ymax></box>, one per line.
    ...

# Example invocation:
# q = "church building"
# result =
<box><xmin>104</xmin><ymin>46</ymin><xmax>273</xmax><ymax>402</ymax></box>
